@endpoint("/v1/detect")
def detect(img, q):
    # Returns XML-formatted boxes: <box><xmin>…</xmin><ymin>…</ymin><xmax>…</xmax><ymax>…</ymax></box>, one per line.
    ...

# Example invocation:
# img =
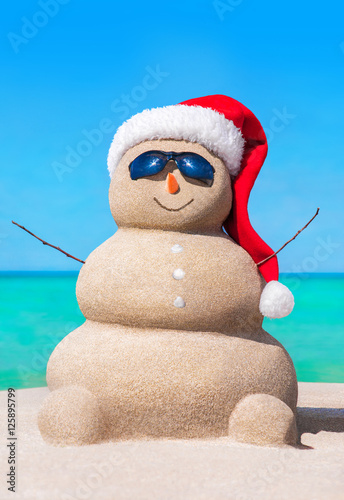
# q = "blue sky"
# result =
<box><xmin>1</xmin><ymin>0</ymin><xmax>343</xmax><ymax>272</ymax></box>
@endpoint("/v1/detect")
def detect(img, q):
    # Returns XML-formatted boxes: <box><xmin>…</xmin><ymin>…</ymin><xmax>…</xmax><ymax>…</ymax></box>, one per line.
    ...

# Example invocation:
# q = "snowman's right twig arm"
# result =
<box><xmin>257</xmin><ymin>207</ymin><xmax>320</xmax><ymax>267</ymax></box>
<box><xmin>12</xmin><ymin>221</ymin><xmax>85</xmax><ymax>264</ymax></box>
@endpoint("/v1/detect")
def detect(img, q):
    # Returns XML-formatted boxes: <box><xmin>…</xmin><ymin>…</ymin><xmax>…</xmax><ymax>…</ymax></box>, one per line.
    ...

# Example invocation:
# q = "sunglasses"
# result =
<box><xmin>129</xmin><ymin>151</ymin><xmax>214</xmax><ymax>186</ymax></box>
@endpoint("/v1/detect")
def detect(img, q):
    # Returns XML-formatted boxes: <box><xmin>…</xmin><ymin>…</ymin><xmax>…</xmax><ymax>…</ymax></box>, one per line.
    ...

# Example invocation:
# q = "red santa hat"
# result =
<box><xmin>107</xmin><ymin>94</ymin><xmax>294</xmax><ymax>319</ymax></box>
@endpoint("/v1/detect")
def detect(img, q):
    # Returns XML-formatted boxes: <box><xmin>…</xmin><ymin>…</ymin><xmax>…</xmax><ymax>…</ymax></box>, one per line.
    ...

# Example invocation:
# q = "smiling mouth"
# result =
<box><xmin>153</xmin><ymin>197</ymin><xmax>194</xmax><ymax>212</ymax></box>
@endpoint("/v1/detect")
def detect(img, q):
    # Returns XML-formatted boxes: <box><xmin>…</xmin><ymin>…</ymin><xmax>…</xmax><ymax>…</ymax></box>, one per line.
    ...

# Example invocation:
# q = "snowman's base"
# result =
<box><xmin>37</xmin><ymin>386</ymin><xmax>298</xmax><ymax>447</ymax></box>
<box><xmin>1</xmin><ymin>383</ymin><xmax>343</xmax><ymax>500</ymax></box>
<box><xmin>43</xmin><ymin>320</ymin><xmax>298</xmax><ymax>444</ymax></box>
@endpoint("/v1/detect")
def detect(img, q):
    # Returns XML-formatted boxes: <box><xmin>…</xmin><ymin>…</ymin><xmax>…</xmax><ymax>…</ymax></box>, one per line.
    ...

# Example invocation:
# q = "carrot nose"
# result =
<box><xmin>165</xmin><ymin>172</ymin><xmax>179</xmax><ymax>194</ymax></box>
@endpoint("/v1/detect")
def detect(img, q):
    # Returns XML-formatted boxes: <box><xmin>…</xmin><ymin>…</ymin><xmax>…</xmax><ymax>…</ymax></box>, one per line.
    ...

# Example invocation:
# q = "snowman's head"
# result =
<box><xmin>109</xmin><ymin>139</ymin><xmax>232</xmax><ymax>233</ymax></box>
<box><xmin>107</xmin><ymin>96</ymin><xmax>279</xmax><ymax>283</ymax></box>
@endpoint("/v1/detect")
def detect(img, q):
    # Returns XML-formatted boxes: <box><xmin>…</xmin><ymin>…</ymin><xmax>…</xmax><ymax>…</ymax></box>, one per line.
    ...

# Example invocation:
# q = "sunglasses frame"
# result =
<box><xmin>129</xmin><ymin>150</ymin><xmax>215</xmax><ymax>186</ymax></box>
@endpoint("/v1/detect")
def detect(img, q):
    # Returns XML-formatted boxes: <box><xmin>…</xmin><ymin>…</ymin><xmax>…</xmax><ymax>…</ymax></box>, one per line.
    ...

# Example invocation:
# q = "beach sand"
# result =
<box><xmin>0</xmin><ymin>382</ymin><xmax>343</xmax><ymax>500</ymax></box>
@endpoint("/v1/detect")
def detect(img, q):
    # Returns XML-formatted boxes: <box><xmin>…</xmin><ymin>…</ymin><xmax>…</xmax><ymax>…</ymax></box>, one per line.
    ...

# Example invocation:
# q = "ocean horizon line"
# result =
<box><xmin>0</xmin><ymin>271</ymin><xmax>343</xmax><ymax>277</ymax></box>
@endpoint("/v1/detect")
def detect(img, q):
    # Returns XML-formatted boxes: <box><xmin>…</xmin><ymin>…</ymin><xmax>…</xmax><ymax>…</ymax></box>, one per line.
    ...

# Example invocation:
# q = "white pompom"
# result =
<box><xmin>259</xmin><ymin>280</ymin><xmax>294</xmax><ymax>319</ymax></box>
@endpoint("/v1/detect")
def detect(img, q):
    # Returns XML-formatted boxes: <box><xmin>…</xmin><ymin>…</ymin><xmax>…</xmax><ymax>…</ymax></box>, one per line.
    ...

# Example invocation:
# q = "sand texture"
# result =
<box><xmin>0</xmin><ymin>383</ymin><xmax>343</xmax><ymax>500</ymax></box>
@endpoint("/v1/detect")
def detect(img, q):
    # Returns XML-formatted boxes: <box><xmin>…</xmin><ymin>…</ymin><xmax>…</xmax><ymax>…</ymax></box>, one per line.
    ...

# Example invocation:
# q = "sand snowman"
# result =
<box><xmin>38</xmin><ymin>95</ymin><xmax>298</xmax><ymax>447</ymax></box>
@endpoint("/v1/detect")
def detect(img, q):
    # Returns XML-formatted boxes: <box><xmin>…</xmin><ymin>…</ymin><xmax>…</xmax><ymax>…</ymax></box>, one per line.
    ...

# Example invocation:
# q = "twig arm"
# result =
<box><xmin>12</xmin><ymin>221</ymin><xmax>85</xmax><ymax>264</ymax></box>
<box><xmin>12</xmin><ymin>208</ymin><xmax>319</xmax><ymax>268</ymax></box>
<box><xmin>257</xmin><ymin>208</ymin><xmax>320</xmax><ymax>267</ymax></box>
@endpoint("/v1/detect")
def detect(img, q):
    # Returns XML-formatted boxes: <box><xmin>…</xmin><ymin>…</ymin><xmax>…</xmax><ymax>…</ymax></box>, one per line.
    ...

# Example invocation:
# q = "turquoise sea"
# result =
<box><xmin>0</xmin><ymin>272</ymin><xmax>343</xmax><ymax>390</ymax></box>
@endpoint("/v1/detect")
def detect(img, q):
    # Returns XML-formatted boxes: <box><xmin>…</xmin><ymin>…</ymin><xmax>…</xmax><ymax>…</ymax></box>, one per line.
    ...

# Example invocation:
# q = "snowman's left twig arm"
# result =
<box><xmin>258</xmin><ymin>208</ymin><xmax>320</xmax><ymax>319</ymax></box>
<box><xmin>257</xmin><ymin>208</ymin><xmax>320</xmax><ymax>267</ymax></box>
<box><xmin>12</xmin><ymin>221</ymin><xmax>85</xmax><ymax>264</ymax></box>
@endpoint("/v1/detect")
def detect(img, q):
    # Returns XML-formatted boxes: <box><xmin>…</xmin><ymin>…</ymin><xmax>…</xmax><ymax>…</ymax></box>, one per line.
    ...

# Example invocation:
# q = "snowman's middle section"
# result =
<box><xmin>76</xmin><ymin>228</ymin><xmax>264</xmax><ymax>336</ymax></box>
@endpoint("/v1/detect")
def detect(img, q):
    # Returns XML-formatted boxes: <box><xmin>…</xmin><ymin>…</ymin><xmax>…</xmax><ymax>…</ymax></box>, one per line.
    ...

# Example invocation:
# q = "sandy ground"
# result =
<box><xmin>0</xmin><ymin>383</ymin><xmax>343</xmax><ymax>500</ymax></box>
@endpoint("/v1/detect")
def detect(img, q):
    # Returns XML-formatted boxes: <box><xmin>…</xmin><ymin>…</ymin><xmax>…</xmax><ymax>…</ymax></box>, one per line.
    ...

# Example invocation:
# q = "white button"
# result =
<box><xmin>172</xmin><ymin>268</ymin><xmax>185</xmax><ymax>280</ymax></box>
<box><xmin>174</xmin><ymin>296</ymin><xmax>186</xmax><ymax>308</ymax></box>
<box><xmin>171</xmin><ymin>244</ymin><xmax>183</xmax><ymax>253</ymax></box>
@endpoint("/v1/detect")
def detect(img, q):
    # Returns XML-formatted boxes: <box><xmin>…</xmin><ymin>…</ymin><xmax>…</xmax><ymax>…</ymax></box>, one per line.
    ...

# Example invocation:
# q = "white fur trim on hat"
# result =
<box><xmin>259</xmin><ymin>281</ymin><xmax>294</xmax><ymax>319</ymax></box>
<box><xmin>107</xmin><ymin>105</ymin><xmax>245</xmax><ymax>178</ymax></box>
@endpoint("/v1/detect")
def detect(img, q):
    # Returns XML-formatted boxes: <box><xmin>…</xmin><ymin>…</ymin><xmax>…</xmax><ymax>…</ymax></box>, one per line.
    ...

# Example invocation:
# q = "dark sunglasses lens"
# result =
<box><xmin>129</xmin><ymin>151</ymin><xmax>167</xmax><ymax>180</ymax></box>
<box><xmin>177</xmin><ymin>153</ymin><xmax>214</xmax><ymax>183</ymax></box>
